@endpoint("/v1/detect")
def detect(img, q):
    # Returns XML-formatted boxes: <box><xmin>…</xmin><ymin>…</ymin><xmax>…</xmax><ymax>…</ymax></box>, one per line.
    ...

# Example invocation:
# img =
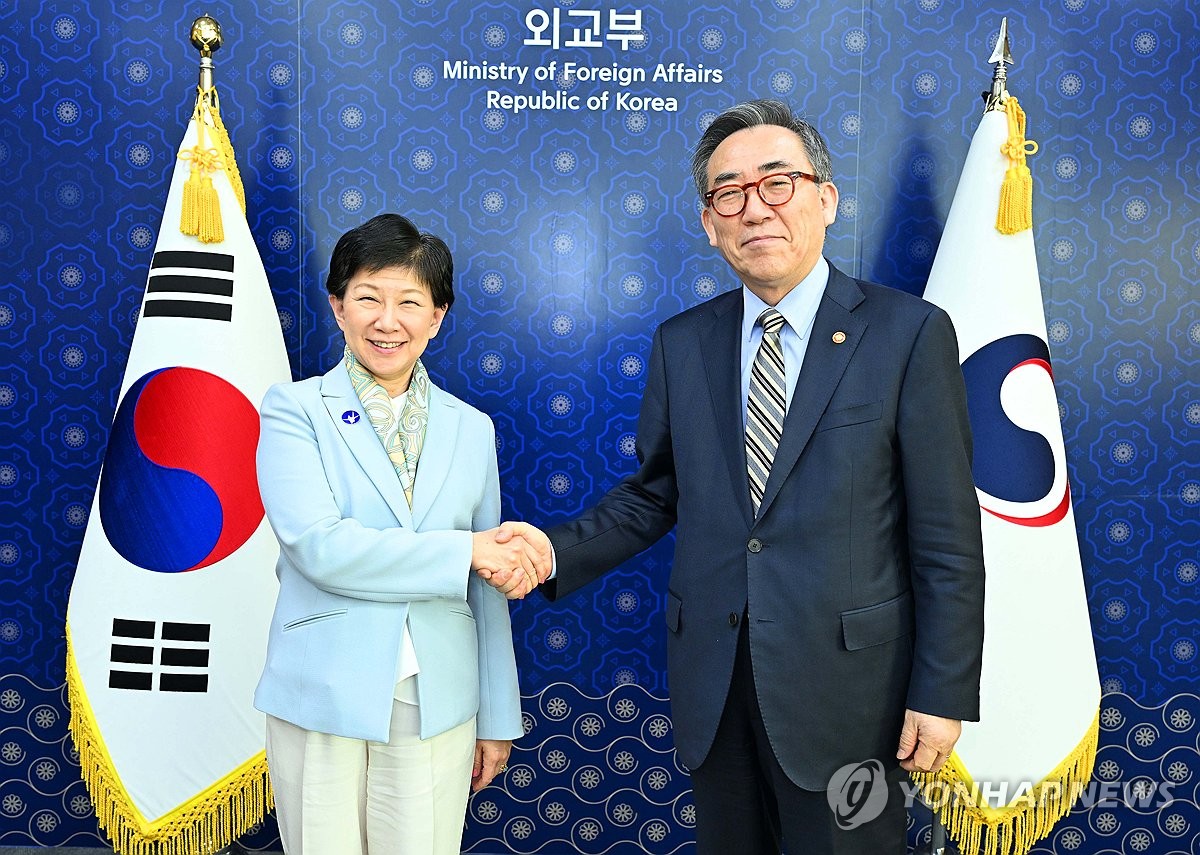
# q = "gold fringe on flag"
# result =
<box><xmin>178</xmin><ymin>85</ymin><xmax>246</xmax><ymax>245</ymax></box>
<box><xmin>995</xmin><ymin>96</ymin><xmax>1038</xmax><ymax>235</ymax></box>
<box><xmin>910</xmin><ymin>710</ymin><xmax>1099</xmax><ymax>855</ymax></box>
<box><xmin>66</xmin><ymin>625</ymin><xmax>273</xmax><ymax>855</ymax></box>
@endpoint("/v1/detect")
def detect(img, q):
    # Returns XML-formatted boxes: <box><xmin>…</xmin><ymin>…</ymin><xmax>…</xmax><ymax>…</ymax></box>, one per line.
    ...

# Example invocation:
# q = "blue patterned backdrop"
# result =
<box><xmin>1</xmin><ymin>0</ymin><xmax>1197</xmax><ymax>851</ymax></box>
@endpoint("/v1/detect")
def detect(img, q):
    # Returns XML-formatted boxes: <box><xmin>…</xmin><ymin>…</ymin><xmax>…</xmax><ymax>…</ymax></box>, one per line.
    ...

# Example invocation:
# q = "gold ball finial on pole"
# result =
<box><xmin>190</xmin><ymin>16</ymin><xmax>221</xmax><ymax>97</ymax></box>
<box><xmin>190</xmin><ymin>15</ymin><xmax>222</xmax><ymax>58</ymax></box>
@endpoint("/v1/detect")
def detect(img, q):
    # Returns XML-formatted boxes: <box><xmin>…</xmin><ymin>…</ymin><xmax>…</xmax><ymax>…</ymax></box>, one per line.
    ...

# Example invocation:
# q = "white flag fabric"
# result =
<box><xmin>66</xmin><ymin>98</ymin><xmax>288</xmax><ymax>854</ymax></box>
<box><xmin>916</xmin><ymin>102</ymin><xmax>1100</xmax><ymax>855</ymax></box>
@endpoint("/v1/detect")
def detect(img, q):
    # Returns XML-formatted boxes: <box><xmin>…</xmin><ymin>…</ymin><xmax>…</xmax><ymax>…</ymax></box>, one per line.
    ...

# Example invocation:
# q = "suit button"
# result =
<box><xmin>728</xmin><ymin>612</ymin><xmax>739</xmax><ymax>627</ymax></box>
<box><xmin>747</xmin><ymin>538</ymin><xmax>762</xmax><ymax>553</ymax></box>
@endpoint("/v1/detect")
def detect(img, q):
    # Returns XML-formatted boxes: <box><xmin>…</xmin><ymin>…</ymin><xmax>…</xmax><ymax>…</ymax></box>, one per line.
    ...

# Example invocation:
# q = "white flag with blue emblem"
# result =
<box><xmin>65</xmin><ymin>61</ymin><xmax>288</xmax><ymax>854</ymax></box>
<box><xmin>914</xmin><ymin>97</ymin><xmax>1100</xmax><ymax>855</ymax></box>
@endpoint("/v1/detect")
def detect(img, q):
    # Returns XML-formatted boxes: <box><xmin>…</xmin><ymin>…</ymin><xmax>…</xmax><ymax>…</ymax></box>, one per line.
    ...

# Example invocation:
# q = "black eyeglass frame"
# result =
<box><xmin>702</xmin><ymin>170</ymin><xmax>822</xmax><ymax>217</ymax></box>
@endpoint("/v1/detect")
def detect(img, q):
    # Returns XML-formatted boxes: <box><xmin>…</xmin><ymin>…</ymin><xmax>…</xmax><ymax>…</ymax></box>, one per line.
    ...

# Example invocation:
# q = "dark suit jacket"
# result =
<box><xmin>545</xmin><ymin>262</ymin><xmax>985</xmax><ymax>790</ymax></box>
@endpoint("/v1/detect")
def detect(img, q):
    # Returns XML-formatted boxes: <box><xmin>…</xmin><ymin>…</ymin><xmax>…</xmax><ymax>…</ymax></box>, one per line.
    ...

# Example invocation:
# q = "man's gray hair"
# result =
<box><xmin>690</xmin><ymin>99</ymin><xmax>834</xmax><ymax>197</ymax></box>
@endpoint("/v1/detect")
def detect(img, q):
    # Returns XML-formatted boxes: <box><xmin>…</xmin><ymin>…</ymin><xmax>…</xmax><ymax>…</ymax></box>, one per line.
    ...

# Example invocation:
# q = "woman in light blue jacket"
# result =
<box><xmin>254</xmin><ymin>214</ymin><xmax>542</xmax><ymax>854</ymax></box>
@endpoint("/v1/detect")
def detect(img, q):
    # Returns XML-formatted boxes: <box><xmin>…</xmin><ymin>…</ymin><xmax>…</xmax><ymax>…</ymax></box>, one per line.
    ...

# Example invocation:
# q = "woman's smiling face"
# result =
<box><xmin>329</xmin><ymin>265</ymin><xmax>446</xmax><ymax>396</ymax></box>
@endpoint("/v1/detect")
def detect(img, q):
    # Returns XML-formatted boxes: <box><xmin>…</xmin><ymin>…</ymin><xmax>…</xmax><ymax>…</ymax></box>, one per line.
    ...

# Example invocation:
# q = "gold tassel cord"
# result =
<box><xmin>207</xmin><ymin>85</ymin><xmax>246</xmax><ymax>214</ymax></box>
<box><xmin>66</xmin><ymin>625</ymin><xmax>273</xmax><ymax>855</ymax></box>
<box><xmin>910</xmin><ymin>710</ymin><xmax>1100</xmax><ymax>855</ymax></box>
<box><xmin>178</xmin><ymin>84</ymin><xmax>245</xmax><ymax>245</ymax></box>
<box><xmin>179</xmin><ymin>140</ymin><xmax>224</xmax><ymax>244</ymax></box>
<box><xmin>995</xmin><ymin>96</ymin><xmax>1038</xmax><ymax>235</ymax></box>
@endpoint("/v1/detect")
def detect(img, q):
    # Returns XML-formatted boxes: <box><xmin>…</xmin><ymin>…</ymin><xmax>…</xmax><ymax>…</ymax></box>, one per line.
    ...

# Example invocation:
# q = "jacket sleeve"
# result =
<box><xmin>544</xmin><ymin>325</ymin><xmax>679</xmax><ymax>600</ymax></box>
<box><xmin>256</xmin><ymin>382</ymin><xmax>471</xmax><ymax>603</ymax></box>
<box><xmin>469</xmin><ymin>423</ymin><xmax>524</xmax><ymax>740</ymax></box>
<box><xmin>898</xmin><ymin>307</ymin><xmax>986</xmax><ymax>720</ymax></box>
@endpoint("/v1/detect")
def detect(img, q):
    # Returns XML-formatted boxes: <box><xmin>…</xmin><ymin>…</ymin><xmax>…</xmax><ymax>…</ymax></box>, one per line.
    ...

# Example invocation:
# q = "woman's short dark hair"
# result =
<box><xmin>690</xmin><ymin>99</ymin><xmax>834</xmax><ymax>197</ymax></box>
<box><xmin>325</xmin><ymin>213</ymin><xmax>454</xmax><ymax>309</ymax></box>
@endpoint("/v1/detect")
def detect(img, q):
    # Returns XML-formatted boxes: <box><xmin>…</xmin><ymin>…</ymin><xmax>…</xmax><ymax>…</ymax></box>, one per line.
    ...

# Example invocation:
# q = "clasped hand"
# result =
<box><xmin>471</xmin><ymin>522</ymin><xmax>552</xmax><ymax>599</ymax></box>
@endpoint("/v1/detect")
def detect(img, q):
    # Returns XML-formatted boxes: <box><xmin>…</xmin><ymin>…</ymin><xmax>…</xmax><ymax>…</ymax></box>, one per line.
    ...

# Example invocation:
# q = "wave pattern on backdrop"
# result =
<box><xmin>1</xmin><ymin>0</ymin><xmax>1197</xmax><ymax>852</ymax></box>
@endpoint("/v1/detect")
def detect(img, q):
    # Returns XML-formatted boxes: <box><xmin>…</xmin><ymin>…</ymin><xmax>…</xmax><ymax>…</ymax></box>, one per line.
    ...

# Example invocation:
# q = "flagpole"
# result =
<box><xmin>192</xmin><ymin>19</ymin><xmax>253</xmax><ymax>855</ymax></box>
<box><xmin>922</xmin><ymin>17</ymin><xmax>1012</xmax><ymax>855</ymax></box>
<box><xmin>191</xmin><ymin>14</ymin><xmax>221</xmax><ymax>102</ymax></box>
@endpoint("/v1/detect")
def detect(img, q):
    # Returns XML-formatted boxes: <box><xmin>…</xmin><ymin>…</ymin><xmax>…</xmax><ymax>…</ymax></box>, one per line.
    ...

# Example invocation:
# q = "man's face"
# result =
<box><xmin>700</xmin><ymin>125</ymin><xmax>839</xmax><ymax>303</ymax></box>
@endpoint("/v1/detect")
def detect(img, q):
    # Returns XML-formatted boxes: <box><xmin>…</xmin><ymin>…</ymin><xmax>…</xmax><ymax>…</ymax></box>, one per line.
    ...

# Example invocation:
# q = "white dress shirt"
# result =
<box><xmin>739</xmin><ymin>257</ymin><xmax>829</xmax><ymax>425</ymax></box>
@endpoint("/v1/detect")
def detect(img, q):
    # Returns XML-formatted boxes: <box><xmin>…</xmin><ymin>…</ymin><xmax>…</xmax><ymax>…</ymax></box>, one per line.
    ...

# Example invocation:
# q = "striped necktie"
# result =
<box><xmin>746</xmin><ymin>308</ymin><xmax>787</xmax><ymax>516</ymax></box>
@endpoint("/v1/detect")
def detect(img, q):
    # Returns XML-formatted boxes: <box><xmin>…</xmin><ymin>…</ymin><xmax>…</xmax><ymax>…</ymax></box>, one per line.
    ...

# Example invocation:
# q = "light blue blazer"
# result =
<box><xmin>253</xmin><ymin>361</ymin><xmax>523</xmax><ymax>743</ymax></box>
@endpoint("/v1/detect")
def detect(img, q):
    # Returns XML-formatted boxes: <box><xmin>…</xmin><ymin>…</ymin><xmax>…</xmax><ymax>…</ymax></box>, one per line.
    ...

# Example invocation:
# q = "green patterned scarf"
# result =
<box><xmin>344</xmin><ymin>345</ymin><xmax>429</xmax><ymax>509</ymax></box>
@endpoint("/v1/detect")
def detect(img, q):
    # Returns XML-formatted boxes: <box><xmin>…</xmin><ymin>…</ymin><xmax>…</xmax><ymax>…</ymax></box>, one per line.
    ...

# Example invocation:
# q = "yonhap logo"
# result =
<box><xmin>827</xmin><ymin>759</ymin><xmax>889</xmax><ymax>829</ymax></box>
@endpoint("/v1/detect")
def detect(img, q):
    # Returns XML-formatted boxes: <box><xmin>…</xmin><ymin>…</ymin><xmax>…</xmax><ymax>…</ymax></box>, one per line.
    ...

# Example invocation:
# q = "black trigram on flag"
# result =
<box><xmin>109</xmin><ymin>618</ymin><xmax>211</xmax><ymax>692</ymax></box>
<box><xmin>142</xmin><ymin>250</ymin><xmax>234</xmax><ymax>322</ymax></box>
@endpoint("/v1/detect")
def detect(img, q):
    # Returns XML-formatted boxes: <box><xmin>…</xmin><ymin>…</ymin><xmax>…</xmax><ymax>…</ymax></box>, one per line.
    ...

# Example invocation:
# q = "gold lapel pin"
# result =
<box><xmin>832</xmin><ymin>331</ymin><xmax>847</xmax><ymax>344</ymax></box>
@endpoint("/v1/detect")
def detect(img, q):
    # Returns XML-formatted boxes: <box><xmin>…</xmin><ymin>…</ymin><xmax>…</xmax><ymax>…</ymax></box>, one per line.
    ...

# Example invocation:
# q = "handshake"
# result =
<box><xmin>470</xmin><ymin>522</ymin><xmax>553</xmax><ymax>599</ymax></box>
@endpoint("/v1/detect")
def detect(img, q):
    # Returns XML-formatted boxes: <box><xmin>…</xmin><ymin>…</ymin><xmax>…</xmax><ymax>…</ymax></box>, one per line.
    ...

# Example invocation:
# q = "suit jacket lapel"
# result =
<box><xmin>410</xmin><ymin>385</ymin><xmax>459</xmax><ymax>530</ymax></box>
<box><xmin>319</xmin><ymin>363</ymin><xmax>415</xmax><ymax>529</ymax></box>
<box><xmin>755</xmin><ymin>267</ymin><xmax>867</xmax><ymax>520</ymax></box>
<box><xmin>699</xmin><ymin>290</ymin><xmax>753</xmax><ymax>527</ymax></box>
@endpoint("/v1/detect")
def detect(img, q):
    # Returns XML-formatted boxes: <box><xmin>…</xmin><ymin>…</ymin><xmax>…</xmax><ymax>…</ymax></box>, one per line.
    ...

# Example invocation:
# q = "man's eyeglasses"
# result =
<box><xmin>703</xmin><ymin>170</ymin><xmax>821</xmax><ymax>217</ymax></box>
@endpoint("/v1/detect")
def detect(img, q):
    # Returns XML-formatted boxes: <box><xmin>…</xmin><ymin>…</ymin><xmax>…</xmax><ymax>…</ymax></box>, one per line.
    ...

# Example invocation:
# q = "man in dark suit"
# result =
<box><xmin>487</xmin><ymin>99</ymin><xmax>985</xmax><ymax>854</ymax></box>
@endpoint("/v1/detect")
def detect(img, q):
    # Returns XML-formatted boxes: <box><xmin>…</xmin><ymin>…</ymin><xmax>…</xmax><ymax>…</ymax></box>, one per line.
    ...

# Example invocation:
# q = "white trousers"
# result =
<box><xmin>265</xmin><ymin>701</ymin><xmax>476</xmax><ymax>855</ymax></box>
